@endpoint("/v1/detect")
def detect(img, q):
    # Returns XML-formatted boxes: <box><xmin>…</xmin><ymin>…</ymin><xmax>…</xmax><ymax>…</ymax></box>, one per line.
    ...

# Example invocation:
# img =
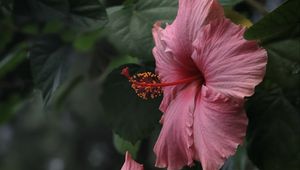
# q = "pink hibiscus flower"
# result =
<box><xmin>122</xmin><ymin>0</ymin><xmax>267</xmax><ymax>169</ymax></box>
<box><xmin>121</xmin><ymin>151</ymin><xmax>144</xmax><ymax>170</ymax></box>
<box><xmin>151</xmin><ymin>0</ymin><xmax>267</xmax><ymax>169</ymax></box>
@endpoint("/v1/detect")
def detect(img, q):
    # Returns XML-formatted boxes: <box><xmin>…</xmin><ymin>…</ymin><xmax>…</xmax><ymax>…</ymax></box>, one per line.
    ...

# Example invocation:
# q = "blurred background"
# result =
<box><xmin>0</xmin><ymin>0</ymin><xmax>294</xmax><ymax>170</ymax></box>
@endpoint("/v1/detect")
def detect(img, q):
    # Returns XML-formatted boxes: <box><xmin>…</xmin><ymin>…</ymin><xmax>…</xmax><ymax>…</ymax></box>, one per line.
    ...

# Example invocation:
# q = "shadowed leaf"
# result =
<box><xmin>244</xmin><ymin>0</ymin><xmax>300</xmax><ymax>40</ymax></box>
<box><xmin>246</xmin><ymin>86</ymin><xmax>300</xmax><ymax>170</ymax></box>
<box><xmin>100</xmin><ymin>64</ymin><xmax>162</xmax><ymax>143</ymax></box>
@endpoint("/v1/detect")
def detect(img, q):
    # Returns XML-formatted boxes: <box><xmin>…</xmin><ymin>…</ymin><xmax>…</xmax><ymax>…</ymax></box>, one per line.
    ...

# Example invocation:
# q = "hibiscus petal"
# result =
<box><xmin>192</xmin><ymin>18</ymin><xmax>267</xmax><ymax>98</ymax></box>
<box><xmin>121</xmin><ymin>151</ymin><xmax>144</xmax><ymax>170</ymax></box>
<box><xmin>153</xmin><ymin>22</ymin><xmax>194</xmax><ymax>113</ymax></box>
<box><xmin>161</xmin><ymin>0</ymin><xmax>224</xmax><ymax>59</ymax></box>
<box><xmin>152</xmin><ymin>22</ymin><xmax>186</xmax><ymax>81</ymax></box>
<box><xmin>154</xmin><ymin>82</ymin><xmax>200</xmax><ymax>170</ymax></box>
<box><xmin>193</xmin><ymin>86</ymin><xmax>248</xmax><ymax>170</ymax></box>
<box><xmin>153</xmin><ymin>0</ymin><xmax>224</xmax><ymax>77</ymax></box>
<box><xmin>153</xmin><ymin>0</ymin><xmax>224</xmax><ymax>112</ymax></box>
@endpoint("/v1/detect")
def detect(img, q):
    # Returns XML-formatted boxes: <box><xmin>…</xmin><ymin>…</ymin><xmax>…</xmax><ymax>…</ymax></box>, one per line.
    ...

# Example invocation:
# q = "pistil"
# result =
<box><xmin>121</xmin><ymin>67</ymin><xmax>200</xmax><ymax>100</ymax></box>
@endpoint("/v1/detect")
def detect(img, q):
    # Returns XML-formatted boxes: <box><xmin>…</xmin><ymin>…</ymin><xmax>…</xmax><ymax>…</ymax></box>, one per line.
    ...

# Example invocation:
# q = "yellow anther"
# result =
<box><xmin>128</xmin><ymin>71</ymin><xmax>162</xmax><ymax>100</ymax></box>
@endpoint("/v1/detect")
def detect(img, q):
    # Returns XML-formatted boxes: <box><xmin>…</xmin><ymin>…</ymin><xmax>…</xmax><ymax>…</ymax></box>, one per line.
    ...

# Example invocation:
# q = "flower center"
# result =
<box><xmin>121</xmin><ymin>67</ymin><xmax>200</xmax><ymax>100</ymax></box>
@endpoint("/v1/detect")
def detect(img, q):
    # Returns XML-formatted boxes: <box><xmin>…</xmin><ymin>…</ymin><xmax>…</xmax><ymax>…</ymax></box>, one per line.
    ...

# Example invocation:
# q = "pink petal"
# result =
<box><xmin>192</xmin><ymin>18</ymin><xmax>267</xmax><ymax>98</ymax></box>
<box><xmin>193</xmin><ymin>86</ymin><xmax>248</xmax><ymax>170</ymax></box>
<box><xmin>152</xmin><ymin>0</ymin><xmax>224</xmax><ymax>112</ymax></box>
<box><xmin>121</xmin><ymin>152</ymin><xmax>144</xmax><ymax>170</ymax></box>
<box><xmin>154</xmin><ymin>84</ymin><xmax>247</xmax><ymax>170</ymax></box>
<box><xmin>152</xmin><ymin>0</ymin><xmax>224</xmax><ymax>75</ymax></box>
<box><xmin>154</xmin><ymin>82</ymin><xmax>200</xmax><ymax>170</ymax></box>
<box><xmin>153</xmin><ymin>22</ymin><xmax>197</xmax><ymax>113</ymax></box>
<box><xmin>161</xmin><ymin>0</ymin><xmax>224</xmax><ymax>59</ymax></box>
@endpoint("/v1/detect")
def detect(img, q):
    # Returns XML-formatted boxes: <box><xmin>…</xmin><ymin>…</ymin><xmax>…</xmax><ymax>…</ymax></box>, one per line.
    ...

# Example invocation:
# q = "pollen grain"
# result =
<box><xmin>129</xmin><ymin>72</ymin><xmax>163</xmax><ymax>100</ymax></box>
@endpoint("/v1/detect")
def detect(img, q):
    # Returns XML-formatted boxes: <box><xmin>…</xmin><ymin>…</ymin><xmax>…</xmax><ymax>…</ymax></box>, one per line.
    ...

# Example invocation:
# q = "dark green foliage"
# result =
<box><xmin>106</xmin><ymin>0</ymin><xmax>178</xmax><ymax>59</ymax></box>
<box><xmin>0</xmin><ymin>43</ymin><xmax>27</xmax><ymax>79</ymax></box>
<box><xmin>263</xmin><ymin>40</ymin><xmax>300</xmax><ymax>109</ymax></box>
<box><xmin>113</xmin><ymin>133</ymin><xmax>141</xmax><ymax>158</ymax></box>
<box><xmin>246</xmin><ymin>86</ymin><xmax>300</xmax><ymax>170</ymax></box>
<box><xmin>218</xmin><ymin>0</ymin><xmax>243</xmax><ymax>7</ymax></box>
<box><xmin>244</xmin><ymin>0</ymin><xmax>300</xmax><ymax>109</ymax></box>
<box><xmin>11</xmin><ymin>0</ymin><xmax>109</xmax><ymax>102</ymax></box>
<box><xmin>0</xmin><ymin>95</ymin><xmax>20</xmax><ymax>124</ymax></box>
<box><xmin>0</xmin><ymin>18</ymin><xmax>13</xmax><ymax>53</ymax></box>
<box><xmin>245</xmin><ymin>1</ymin><xmax>300</xmax><ymax>169</ymax></box>
<box><xmin>29</xmin><ymin>36</ymin><xmax>76</xmax><ymax>103</ymax></box>
<box><xmin>244</xmin><ymin>0</ymin><xmax>300</xmax><ymax>40</ymax></box>
<box><xmin>101</xmin><ymin>64</ymin><xmax>162</xmax><ymax>143</ymax></box>
<box><xmin>14</xmin><ymin>0</ymin><xmax>107</xmax><ymax>31</ymax></box>
<box><xmin>101</xmin><ymin>0</ymin><xmax>126</xmax><ymax>7</ymax></box>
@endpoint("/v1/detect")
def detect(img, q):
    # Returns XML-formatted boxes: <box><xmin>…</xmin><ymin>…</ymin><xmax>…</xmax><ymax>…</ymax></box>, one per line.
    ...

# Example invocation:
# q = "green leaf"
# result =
<box><xmin>0</xmin><ymin>43</ymin><xmax>27</xmax><ymax>79</ymax></box>
<box><xmin>73</xmin><ymin>29</ymin><xmax>103</xmax><ymax>52</ymax></box>
<box><xmin>246</xmin><ymin>86</ymin><xmax>300</xmax><ymax>170</ymax></box>
<box><xmin>264</xmin><ymin>39</ymin><xmax>300</xmax><ymax>92</ymax></box>
<box><xmin>100</xmin><ymin>64</ymin><xmax>162</xmax><ymax>143</ymax></box>
<box><xmin>68</xmin><ymin>0</ymin><xmax>107</xmax><ymax>31</ymax></box>
<box><xmin>42</xmin><ymin>20</ymin><xmax>64</xmax><ymax>34</ymax></box>
<box><xmin>21</xmin><ymin>23</ymin><xmax>39</xmax><ymax>35</ymax></box>
<box><xmin>0</xmin><ymin>0</ymin><xmax>13</xmax><ymax>16</ymax></box>
<box><xmin>218</xmin><ymin>0</ymin><xmax>243</xmax><ymax>7</ymax></box>
<box><xmin>264</xmin><ymin>37</ymin><xmax>300</xmax><ymax>110</ymax></box>
<box><xmin>51</xmin><ymin>75</ymin><xmax>84</xmax><ymax>108</ymax></box>
<box><xmin>14</xmin><ymin>0</ymin><xmax>107</xmax><ymax>32</ymax></box>
<box><xmin>0</xmin><ymin>95</ymin><xmax>21</xmax><ymax>124</ymax></box>
<box><xmin>263</xmin><ymin>40</ymin><xmax>300</xmax><ymax>110</ymax></box>
<box><xmin>244</xmin><ymin>0</ymin><xmax>300</xmax><ymax>40</ymax></box>
<box><xmin>221</xmin><ymin>145</ymin><xmax>257</xmax><ymax>170</ymax></box>
<box><xmin>29</xmin><ymin>31</ymin><xmax>111</xmax><ymax>106</ymax></box>
<box><xmin>100</xmin><ymin>0</ymin><xmax>125</xmax><ymax>7</ymax></box>
<box><xmin>29</xmin><ymin>36</ymin><xmax>76</xmax><ymax>103</ymax></box>
<box><xmin>265</xmin><ymin>37</ymin><xmax>300</xmax><ymax>63</ymax></box>
<box><xmin>113</xmin><ymin>133</ymin><xmax>141</xmax><ymax>159</ymax></box>
<box><xmin>108</xmin><ymin>55</ymin><xmax>139</xmax><ymax>70</ymax></box>
<box><xmin>100</xmin><ymin>55</ymin><xmax>139</xmax><ymax>81</ymax></box>
<box><xmin>106</xmin><ymin>0</ymin><xmax>178</xmax><ymax>59</ymax></box>
<box><xmin>0</xmin><ymin>17</ymin><xmax>13</xmax><ymax>53</ymax></box>
<box><xmin>244</xmin><ymin>0</ymin><xmax>300</xmax><ymax>109</ymax></box>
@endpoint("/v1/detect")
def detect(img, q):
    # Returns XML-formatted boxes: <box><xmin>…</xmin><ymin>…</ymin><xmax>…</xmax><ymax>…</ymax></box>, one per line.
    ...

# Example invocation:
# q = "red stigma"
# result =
<box><xmin>121</xmin><ymin>67</ymin><xmax>131</xmax><ymax>79</ymax></box>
